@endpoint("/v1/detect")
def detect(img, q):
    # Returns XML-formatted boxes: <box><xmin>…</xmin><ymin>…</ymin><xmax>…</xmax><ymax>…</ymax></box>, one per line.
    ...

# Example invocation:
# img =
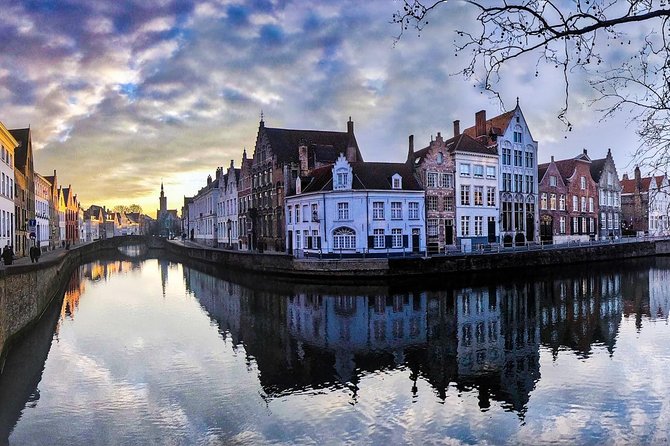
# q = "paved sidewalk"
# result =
<box><xmin>1</xmin><ymin>243</ymin><xmax>91</xmax><ymax>268</ymax></box>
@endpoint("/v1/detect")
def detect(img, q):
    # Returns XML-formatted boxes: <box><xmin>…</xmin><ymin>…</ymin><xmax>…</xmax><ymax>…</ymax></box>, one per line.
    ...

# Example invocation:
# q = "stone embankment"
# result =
<box><xmin>167</xmin><ymin>238</ymin><xmax>670</xmax><ymax>279</ymax></box>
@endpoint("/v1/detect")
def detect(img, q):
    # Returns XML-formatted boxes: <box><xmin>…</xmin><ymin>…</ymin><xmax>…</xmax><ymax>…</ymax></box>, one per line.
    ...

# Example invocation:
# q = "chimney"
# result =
<box><xmin>407</xmin><ymin>135</ymin><xmax>414</xmax><ymax>160</ymax></box>
<box><xmin>551</xmin><ymin>155</ymin><xmax>554</xmax><ymax>162</ymax></box>
<box><xmin>622</xmin><ymin>173</ymin><xmax>629</xmax><ymax>181</ymax></box>
<box><xmin>453</xmin><ymin>120</ymin><xmax>460</xmax><ymax>137</ymax></box>
<box><xmin>634</xmin><ymin>165</ymin><xmax>641</xmax><ymax>181</ymax></box>
<box><xmin>298</xmin><ymin>144</ymin><xmax>309</xmax><ymax>175</ymax></box>
<box><xmin>347</xmin><ymin>116</ymin><xmax>354</xmax><ymax>135</ymax></box>
<box><xmin>475</xmin><ymin>110</ymin><xmax>487</xmax><ymax>137</ymax></box>
<box><xmin>345</xmin><ymin>117</ymin><xmax>357</xmax><ymax>162</ymax></box>
<box><xmin>436</xmin><ymin>131</ymin><xmax>442</xmax><ymax>142</ymax></box>
<box><xmin>583</xmin><ymin>148</ymin><xmax>588</xmax><ymax>156</ymax></box>
<box><xmin>207</xmin><ymin>174</ymin><xmax>212</xmax><ymax>186</ymax></box>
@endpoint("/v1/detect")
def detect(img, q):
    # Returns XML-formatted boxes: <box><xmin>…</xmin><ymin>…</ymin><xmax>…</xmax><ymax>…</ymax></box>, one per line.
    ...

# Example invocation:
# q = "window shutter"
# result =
<box><xmin>403</xmin><ymin>235</ymin><xmax>408</xmax><ymax>248</ymax></box>
<box><xmin>368</xmin><ymin>236</ymin><xmax>374</xmax><ymax>248</ymax></box>
<box><xmin>385</xmin><ymin>235</ymin><xmax>392</xmax><ymax>248</ymax></box>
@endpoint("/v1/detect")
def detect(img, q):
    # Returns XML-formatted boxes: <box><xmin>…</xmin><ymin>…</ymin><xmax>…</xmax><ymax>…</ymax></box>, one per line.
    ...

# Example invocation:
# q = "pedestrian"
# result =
<box><xmin>29</xmin><ymin>246</ymin><xmax>36</xmax><ymax>263</ymax></box>
<box><xmin>2</xmin><ymin>245</ymin><xmax>13</xmax><ymax>266</ymax></box>
<box><xmin>35</xmin><ymin>247</ymin><xmax>41</xmax><ymax>263</ymax></box>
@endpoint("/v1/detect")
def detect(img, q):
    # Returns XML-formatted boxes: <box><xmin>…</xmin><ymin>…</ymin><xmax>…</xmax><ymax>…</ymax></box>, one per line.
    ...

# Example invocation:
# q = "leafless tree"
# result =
<box><xmin>393</xmin><ymin>0</ymin><xmax>670</xmax><ymax>171</ymax></box>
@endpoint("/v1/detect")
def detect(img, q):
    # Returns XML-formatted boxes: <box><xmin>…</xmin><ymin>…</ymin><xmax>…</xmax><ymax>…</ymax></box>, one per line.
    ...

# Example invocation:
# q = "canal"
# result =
<box><xmin>1</xmin><ymin>250</ymin><xmax>669</xmax><ymax>445</ymax></box>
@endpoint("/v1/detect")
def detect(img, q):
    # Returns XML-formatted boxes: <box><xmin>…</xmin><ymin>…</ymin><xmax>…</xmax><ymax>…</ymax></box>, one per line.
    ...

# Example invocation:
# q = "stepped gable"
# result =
<box><xmin>264</xmin><ymin>127</ymin><xmax>363</xmax><ymax>164</ymax></box>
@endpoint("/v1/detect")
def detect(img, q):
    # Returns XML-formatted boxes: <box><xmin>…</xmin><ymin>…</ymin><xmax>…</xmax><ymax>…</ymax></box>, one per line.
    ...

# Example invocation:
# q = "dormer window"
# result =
<box><xmin>336</xmin><ymin>171</ymin><xmax>349</xmax><ymax>188</ymax></box>
<box><xmin>392</xmin><ymin>173</ymin><xmax>402</xmax><ymax>189</ymax></box>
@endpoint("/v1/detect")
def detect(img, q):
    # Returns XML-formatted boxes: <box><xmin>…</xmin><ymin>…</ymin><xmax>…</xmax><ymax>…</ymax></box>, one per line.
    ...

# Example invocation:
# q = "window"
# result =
<box><xmin>502</xmin><ymin>148</ymin><xmax>511</xmax><ymax>165</ymax></box>
<box><xmin>444</xmin><ymin>196</ymin><xmax>454</xmax><ymax>212</ymax></box>
<box><xmin>514</xmin><ymin>174</ymin><xmax>523</xmax><ymax>192</ymax></box>
<box><xmin>427</xmin><ymin>172</ymin><xmax>438</xmax><ymax>188</ymax></box>
<box><xmin>607</xmin><ymin>213</ymin><xmax>612</xmax><ymax>229</ymax></box>
<box><xmin>572</xmin><ymin>217</ymin><xmax>579</xmax><ymax>234</ymax></box>
<box><xmin>392</xmin><ymin>228</ymin><xmax>403</xmax><ymax>248</ymax></box>
<box><xmin>391</xmin><ymin>202</ymin><xmax>402</xmax><ymax>219</ymax></box>
<box><xmin>590</xmin><ymin>218</ymin><xmax>595</xmax><ymax>233</ymax></box>
<box><xmin>581</xmin><ymin>197</ymin><xmax>586</xmax><ymax>212</ymax></box>
<box><xmin>582</xmin><ymin>217</ymin><xmax>587</xmax><ymax>234</ymax></box>
<box><xmin>302</xmin><ymin>205</ymin><xmax>309</xmax><ymax>222</ymax></box>
<box><xmin>474</xmin><ymin>186</ymin><xmax>483</xmax><ymax>206</ymax></box>
<box><xmin>614</xmin><ymin>213</ymin><xmax>619</xmax><ymax>229</ymax></box>
<box><xmin>486</xmin><ymin>166</ymin><xmax>496</xmax><ymax>179</ymax></box>
<box><xmin>580</xmin><ymin>176</ymin><xmax>586</xmax><ymax>190</ymax></box>
<box><xmin>296</xmin><ymin>206</ymin><xmax>300</xmax><ymax>223</ymax></box>
<box><xmin>287</xmin><ymin>206</ymin><xmax>293</xmax><ymax>224</ymax></box>
<box><xmin>559</xmin><ymin>194</ymin><xmax>565</xmax><ymax>211</ymax></box>
<box><xmin>440</xmin><ymin>173</ymin><xmax>453</xmax><ymax>188</ymax></box>
<box><xmin>427</xmin><ymin>218</ymin><xmax>438</xmax><ymax>236</ymax></box>
<box><xmin>589</xmin><ymin>197</ymin><xmax>594</xmax><ymax>213</ymax></box>
<box><xmin>392</xmin><ymin>176</ymin><xmax>402</xmax><ymax>189</ymax></box>
<box><xmin>336</xmin><ymin>170</ymin><xmax>349</xmax><ymax>189</ymax></box>
<box><xmin>474</xmin><ymin>165</ymin><xmax>484</xmax><ymax>178</ymax></box>
<box><xmin>461</xmin><ymin>216</ymin><xmax>470</xmax><ymax>236</ymax></box>
<box><xmin>502</xmin><ymin>202</ymin><xmax>512</xmax><ymax>231</ymax></box>
<box><xmin>474</xmin><ymin>216</ymin><xmax>483</xmax><ymax>236</ymax></box>
<box><xmin>514</xmin><ymin>150</ymin><xmax>522</xmax><ymax>166</ymax></box>
<box><xmin>304</xmin><ymin>231</ymin><xmax>309</xmax><ymax>248</ymax></box>
<box><xmin>550</xmin><ymin>175</ymin><xmax>557</xmax><ymax>187</ymax></box>
<box><xmin>487</xmin><ymin>187</ymin><xmax>496</xmax><ymax>207</ymax></box>
<box><xmin>460</xmin><ymin>163</ymin><xmax>471</xmax><ymax>176</ymax></box>
<box><xmin>607</xmin><ymin>172</ymin><xmax>613</xmax><ymax>186</ymax></box>
<box><xmin>525</xmin><ymin>175</ymin><xmax>534</xmax><ymax>193</ymax></box>
<box><xmin>373</xmin><ymin>228</ymin><xmax>385</xmax><ymax>248</ymax></box>
<box><xmin>514</xmin><ymin>203</ymin><xmax>524</xmax><ymax>231</ymax></box>
<box><xmin>408</xmin><ymin>202</ymin><xmax>419</xmax><ymax>219</ymax></box>
<box><xmin>514</xmin><ymin>131</ymin><xmax>522</xmax><ymax>143</ymax></box>
<box><xmin>541</xmin><ymin>193</ymin><xmax>547</xmax><ymax>210</ymax></box>
<box><xmin>600</xmin><ymin>190</ymin><xmax>605</xmax><ymax>206</ymax></box>
<box><xmin>311</xmin><ymin>203</ymin><xmax>318</xmax><ymax>221</ymax></box>
<box><xmin>572</xmin><ymin>195</ymin><xmax>578</xmax><ymax>211</ymax></box>
<box><xmin>427</xmin><ymin>195</ymin><xmax>438</xmax><ymax>211</ymax></box>
<box><xmin>333</xmin><ymin>227</ymin><xmax>356</xmax><ymax>250</ymax></box>
<box><xmin>560</xmin><ymin>217</ymin><xmax>566</xmax><ymax>234</ymax></box>
<box><xmin>312</xmin><ymin>230</ymin><xmax>320</xmax><ymax>249</ymax></box>
<box><xmin>437</xmin><ymin>152</ymin><xmax>444</xmax><ymax>164</ymax></box>
<box><xmin>550</xmin><ymin>193</ymin><xmax>556</xmax><ymax>210</ymax></box>
<box><xmin>525</xmin><ymin>151</ymin><xmax>534</xmax><ymax>168</ymax></box>
<box><xmin>461</xmin><ymin>185</ymin><xmax>470</xmax><ymax>205</ymax></box>
<box><xmin>502</xmin><ymin>173</ymin><xmax>512</xmax><ymax>192</ymax></box>
<box><xmin>373</xmin><ymin>201</ymin><xmax>384</xmax><ymax>220</ymax></box>
<box><xmin>295</xmin><ymin>230</ymin><xmax>301</xmax><ymax>249</ymax></box>
<box><xmin>337</xmin><ymin>202</ymin><xmax>349</xmax><ymax>220</ymax></box>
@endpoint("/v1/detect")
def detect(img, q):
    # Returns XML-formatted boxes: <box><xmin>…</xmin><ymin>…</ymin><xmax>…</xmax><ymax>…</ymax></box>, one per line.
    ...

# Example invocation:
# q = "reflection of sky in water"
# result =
<box><xmin>6</xmin><ymin>259</ymin><xmax>670</xmax><ymax>445</ymax></box>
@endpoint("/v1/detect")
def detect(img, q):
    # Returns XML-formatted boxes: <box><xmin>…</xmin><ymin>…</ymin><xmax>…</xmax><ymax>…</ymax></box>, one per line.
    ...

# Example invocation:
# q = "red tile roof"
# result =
<box><xmin>462</xmin><ymin>109</ymin><xmax>516</xmax><ymax>143</ymax></box>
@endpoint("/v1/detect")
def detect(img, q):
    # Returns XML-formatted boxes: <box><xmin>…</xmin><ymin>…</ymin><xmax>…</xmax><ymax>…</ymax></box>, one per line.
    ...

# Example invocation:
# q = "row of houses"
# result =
<box><xmin>183</xmin><ymin>104</ymin><xmax>670</xmax><ymax>257</ymax></box>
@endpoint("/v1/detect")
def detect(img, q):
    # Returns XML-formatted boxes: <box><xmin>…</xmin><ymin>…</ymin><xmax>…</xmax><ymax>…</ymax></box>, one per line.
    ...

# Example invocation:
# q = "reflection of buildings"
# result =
<box><xmin>649</xmin><ymin>267</ymin><xmax>670</xmax><ymax>325</ymax></box>
<box><xmin>59</xmin><ymin>267</ymin><xmax>85</xmax><ymax>321</ymax></box>
<box><xmin>540</xmin><ymin>272</ymin><xmax>622</xmax><ymax>357</ymax></box>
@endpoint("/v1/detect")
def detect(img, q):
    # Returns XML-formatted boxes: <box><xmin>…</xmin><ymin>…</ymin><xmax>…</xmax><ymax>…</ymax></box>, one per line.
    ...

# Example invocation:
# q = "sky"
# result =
<box><xmin>0</xmin><ymin>0</ymin><xmax>646</xmax><ymax>216</ymax></box>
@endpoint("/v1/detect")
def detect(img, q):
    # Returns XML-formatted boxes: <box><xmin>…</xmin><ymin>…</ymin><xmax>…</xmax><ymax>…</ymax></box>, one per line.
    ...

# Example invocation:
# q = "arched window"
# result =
<box><xmin>333</xmin><ymin>227</ymin><xmax>356</xmax><ymax>250</ymax></box>
<box><xmin>437</xmin><ymin>152</ymin><xmax>444</xmax><ymax>164</ymax></box>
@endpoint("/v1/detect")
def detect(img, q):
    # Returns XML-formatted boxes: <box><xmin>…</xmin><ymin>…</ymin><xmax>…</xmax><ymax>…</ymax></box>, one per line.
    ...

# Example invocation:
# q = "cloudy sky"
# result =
<box><xmin>0</xmin><ymin>0</ymin><xmax>643</xmax><ymax>215</ymax></box>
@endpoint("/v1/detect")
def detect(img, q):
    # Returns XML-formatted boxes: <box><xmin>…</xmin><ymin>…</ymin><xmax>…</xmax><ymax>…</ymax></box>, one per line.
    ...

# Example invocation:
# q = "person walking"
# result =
<box><xmin>29</xmin><ymin>245</ymin><xmax>36</xmax><ymax>263</ymax></box>
<box><xmin>2</xmin><ymin>245</ymin><xmax>13</xmax><ymax>266</ymax></box>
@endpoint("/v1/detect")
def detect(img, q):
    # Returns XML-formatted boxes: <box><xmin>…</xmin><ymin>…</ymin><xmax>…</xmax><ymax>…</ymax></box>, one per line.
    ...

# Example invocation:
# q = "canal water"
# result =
<box><xmin>1</xmin><ymin>251</ymin><xmax>669</xmax><ymax>445</ymax></box>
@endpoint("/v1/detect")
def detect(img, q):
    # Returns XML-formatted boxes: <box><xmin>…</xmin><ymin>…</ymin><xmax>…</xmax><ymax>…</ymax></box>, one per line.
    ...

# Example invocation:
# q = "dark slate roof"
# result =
<box><xmin>301</xmin><ymin>161</ymin><xmax>421</xmax><ymax>193</ymax></box>
<box><xmin>538</xmin><ymin>163</ymin><xmax>549</xmax><ymax>182</ymax></box>
<box><xmin>62</xmin><ymin>187</ymin><xmax>71</xmax><ymax>204</ymax></box>
<box><xmin>9</xmin><ymin>128</ymin><xmax>30</xmax><ymax>169</ymax></box>
<box><xmin>446</xmin><ymin>133</ymin><xmax>497</xmax><ymax>155</ymax></box>
<box><xmin>264</xmin><ymin>127</ymin><xmax>362</xmax><ymax>164</ymax></box>
<box><xmin>589</xmin><ymin>158</ymin><xmax>607</xmax><ymax>182</ymax></box>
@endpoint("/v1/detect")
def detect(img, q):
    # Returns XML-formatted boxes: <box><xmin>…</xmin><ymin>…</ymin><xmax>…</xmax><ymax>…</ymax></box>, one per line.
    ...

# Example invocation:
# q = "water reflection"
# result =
<box><xmin>2</xmin><ymin>256</ymin><xmax>670</xmax><ymax>444</ymax></box>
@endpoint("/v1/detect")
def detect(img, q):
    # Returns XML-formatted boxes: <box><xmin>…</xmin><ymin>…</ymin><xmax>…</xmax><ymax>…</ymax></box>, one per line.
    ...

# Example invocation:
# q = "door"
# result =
<box><xmin>526</xmin><ymin>215</ymin><xmax>535</xmax><ymax>242</ymax></box>
<box><xmin>540</xmin><ymin>216</ymin><xmax>553</xmax><ymax>243</ymax></box>
<box><xmin>412</xmin><ymin>228</ymin><xmax>420</xmax><ymax>254</ymax></box>
<box><xmin>445</xmin><ymin>220</ymin><xmax>454</xmax><ymax>245</ymax></box>
<box><xmin>487</xmin><ymin>219</ymin><xmax>496</xmax><ymax>243</ymax></box>
<box><xmin>287</xmin><ymin>230</ymin><xmax>293</xmax><ymax>254</ymax></box>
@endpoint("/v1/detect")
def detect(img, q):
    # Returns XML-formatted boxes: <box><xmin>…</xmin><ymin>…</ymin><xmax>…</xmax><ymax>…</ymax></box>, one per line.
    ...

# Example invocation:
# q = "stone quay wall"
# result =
<box><xmin>166</xmin><ymin>238</ymin><xmax>670</xmax><ymax>279</ymax></box>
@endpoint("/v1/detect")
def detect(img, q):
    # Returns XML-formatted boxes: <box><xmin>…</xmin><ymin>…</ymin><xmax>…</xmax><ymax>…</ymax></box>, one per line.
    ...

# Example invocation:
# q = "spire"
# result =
<box><xmin>516</xmin><ymin>96</ymin><xmax>519</xmax><ymax>107</ymax></box>
<box><xmin>260</xmin><ymin>109</ymin><xmax>264</xmax><ymax>127</ymax></box>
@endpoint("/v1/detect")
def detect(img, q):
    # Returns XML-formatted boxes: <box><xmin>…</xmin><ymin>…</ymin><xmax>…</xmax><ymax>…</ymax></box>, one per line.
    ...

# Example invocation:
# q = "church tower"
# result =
<box><xmin>158</xmin><ymin>182</ymin><xmax>167</xmax><ymax>219</ymax></box>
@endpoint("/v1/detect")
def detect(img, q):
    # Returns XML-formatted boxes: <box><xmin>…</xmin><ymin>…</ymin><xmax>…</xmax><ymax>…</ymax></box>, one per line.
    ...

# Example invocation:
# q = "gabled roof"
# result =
<box><xmin>462</xmin><ymin>110</ymin><xmax>516</xmax><ymax>142</ymax></box>
<box><xmin>62</xmin><ymin>187</ymin><xmax>71</xmax><ymax>204</ymax></box>
<box><xmin>447</xmin><ymin>133</ymin><xmax>497</xmax><ymax>155</ymax></box>
<box><xmin>301</xmin><ymin>161</ymin><xmax>421</xmax><ymax>194</ymax></box>
<box><xmin>589</xmin><ymin>158</ymin><xmax>607</xmax><ymax>182</ymax></box>
<box><xmin>621</xmin><ymin>177</ymin><xmax>651</xmax><ymax>194</ymax></box>
<box><xmin>9</xmin><ymin>128</ymin><xmax>30</xmax><ymax>169</ymax></box>
<box><xmin>538</xmin><ymin>163</ymin><xmax>549</xmax><ymax>182</ymax></box>
<box><xmin>263</xmin><ymin>127</ymin><xmax>362</xmax><ymax>164</ymax></box>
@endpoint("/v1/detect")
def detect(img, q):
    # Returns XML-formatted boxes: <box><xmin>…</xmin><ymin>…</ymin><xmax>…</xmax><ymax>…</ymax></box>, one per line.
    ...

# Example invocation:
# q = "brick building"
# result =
<box><xmin>537</xmin><ymin>157</ymin><xmax>569</xmax><ymax>243</ymax></box>
<box><xmin>621</xmin><ymin>167</ymin><xmax>670</xmax><ymax>236</ymax></box>
<box><xmin>590</xmin><ymin>149</ymin><xmax>623</xmax><ymax>239</ymax></box>
<box><xmin>408</xmin><ymin>130</ymin><xmax>456</xmax><ymax>254</ymax></box>
<box><xmin>9</xmin><ymin>128</ymin><xmax>35</xmax><ymax>257</ymax></box>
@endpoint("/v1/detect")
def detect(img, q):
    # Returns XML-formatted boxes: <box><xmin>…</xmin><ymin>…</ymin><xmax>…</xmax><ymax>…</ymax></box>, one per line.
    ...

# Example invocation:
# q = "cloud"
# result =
<box><xmin>0</xmin><ymin>0</ymin><xmax>650</xmax><ymax>215</ymax></box>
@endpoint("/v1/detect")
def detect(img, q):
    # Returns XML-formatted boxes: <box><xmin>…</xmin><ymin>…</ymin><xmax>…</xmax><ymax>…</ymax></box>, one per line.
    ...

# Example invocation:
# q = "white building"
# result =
<box><xmin>452</xmin><ymin>133</ymin><xmax>500</xmax><ymax>251</ymax></box>
<box><xmin>34</xmin><ymin>172</ymin><xmax>52</xmax><ymax>250</ymax></box>
<box><xmin>83</xmin><ymin>206</ymin><xmax>104</xmax><ymax>241</ymax></box>
<box><xmin>463</xmin><ymin>103</ymin><xmax>539</xmax><ymax>246</ymax></box>
<box><xmin>192</xmin><ymin>173</ymin><xmax>219</xmax><ymax>245</ymax></box>
<box><xmin>0</xmin><ymin>122</ymin><xmax>16</xmax><ymax>250</ymax></box>
<box><xmin>621</xmin><ymin>168</ymin><xmax>670</xmax><ymax>236</ymax></box>
<box><xmin>285</xmin><ymin>154</ymin><xmax>426</xmax><ymax>257</ymax></box>
<box><xmin>217</xmin><ymin>161</ymin><xmax>240</xmax><ymax>249</ymax></box>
